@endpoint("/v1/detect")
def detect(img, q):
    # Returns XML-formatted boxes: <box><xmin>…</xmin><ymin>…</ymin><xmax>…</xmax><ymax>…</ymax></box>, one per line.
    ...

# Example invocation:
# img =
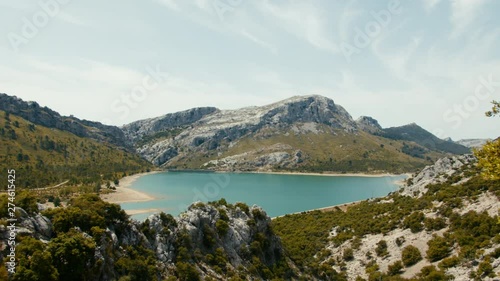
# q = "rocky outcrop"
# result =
<box><xmin>0</xmin><ymin>93</ymin><xmax>132</xmax><ymax>150</ymax></box>
<box><xmin>203</xmin><ymin>143</ymin><xmax>303</xmax><ymax>171</ymax></box>
<box><xmin>356</xmin><ymin>116</ymin><xmax>382</xmax><ymax>134</ymax></box>
<box><xmin>122</xmin><ymin>107</ymin><xmax>218</xmax><ymax>142</ymax></box>
<box><xmin>0</xmin><ymin>201</ymin><xmax>288</xmax><ymax>280</ymax></box>
<box><xmin>0</xmin><ymin>208</ymin><xmax>53</xmax><ymax>242</ymax></box>
<box><xmin>123</xmin><ymin>95</ymin><xmax>358</xmax><ymax>166</ymax></box>
<box><xmin>401</xmin><ymin>154</ymin><xmax>476</xmax><ymax>197</ymax></box>
<box><xmin>456</xmin><ymin>138</ymin><xmax>490</xmax><ymax>148</ymax></box>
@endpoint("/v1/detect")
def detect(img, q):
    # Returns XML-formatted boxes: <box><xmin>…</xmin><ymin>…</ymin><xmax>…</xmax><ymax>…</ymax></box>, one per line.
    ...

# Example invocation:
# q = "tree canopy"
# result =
<box><xmin>474</xmin><ymin>100</ymin><xmax>500</xmax><ymax>180</ymax></box>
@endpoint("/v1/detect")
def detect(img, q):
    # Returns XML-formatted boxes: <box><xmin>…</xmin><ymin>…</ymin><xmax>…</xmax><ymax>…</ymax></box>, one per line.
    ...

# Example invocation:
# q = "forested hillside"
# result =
<box><xmin>0</xmin><ymin>110</ymin><xmax>152</xmax><ymax>189</ymax></box>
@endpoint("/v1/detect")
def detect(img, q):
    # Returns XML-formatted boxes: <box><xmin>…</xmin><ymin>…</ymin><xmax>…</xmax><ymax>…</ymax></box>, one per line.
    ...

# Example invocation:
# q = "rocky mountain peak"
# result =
<box><xmin>356</xmin><ymin>116</ymin><xmax>382</xmax><ymax>133</ymax></box>
<box><xmin>258</xmin><ymin>95</ymin><xmax>356</xmax><ymax>129</ymax></box>
<box><xmin>122</xmin><ymin>106</ymin><xmax>219</xmax><ymax>142</ymax></box>
<box><xmin>125</xmin><ymin>95</ymin><xmax>362</xmax><ymax>166</ymax></box>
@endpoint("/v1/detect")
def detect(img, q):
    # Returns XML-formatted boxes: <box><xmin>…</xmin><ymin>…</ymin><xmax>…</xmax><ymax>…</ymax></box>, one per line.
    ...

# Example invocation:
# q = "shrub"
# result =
<box><xmin>401</xmin><ymin>245</ymin><xmax>422</xmax><ymax>267</ymax></box>
<box><xmin>216</xmin><ymin>220</ymin><xmax>229</xmax><ymax>236</ymax></box>
<box><xmin>438</xmin><ymin>256</ymin><xmax>460</xmax><ymax>269</ymax></box>
<box><xmin>477</xmin><ymin>259</ymin><xmax>494</xmax><ymax>278</ymax></box>
<box><xmin>375</xmin><ymin>240</ymin><xmax>388</xmax><ymax>257</ymax></box>
<box><xmin>417</xmin><ymin>265</ymin><xmax>451</xmax><ymax>280</ymax></box>
<box><xmin>53</xmin><ymin>197</ymin><xmax>61</xmax><ymax>207</ymax></box>
<box><xmin>387</xmin><ymin>261</ymin><xmax>403</xmax><ymax>276</ymax></box>
<box><xmin>175</xmin><ymin>262</ymin><xmax>200</xmax><ymax>281</ymax></box>
<box><xmin>48</xmin><ymin>230</ymin><xmax>96</xmax><ymax>281</ymax></box>
<box><xmin>395</xmin><ymin>236</ymin><xmax>405</xmax><ymax>247</ymax></box>
<box><xmin>424</xmin><ymin>217</ymin><xmax>447</xmax><ymax>231</ymax></box>
<box><xmin>16</xmin><ymin>190</ymin><xmax>39</xmax><ymax>214</ymax></box>
<box><xmin>403</xmin><ymin>211</ymin><xmax>425</xmax><ymax>233</ymax></box>
<box><xmin>218</xmin><ymin>208</ymin><xmax>229</xmax><ymax>221</ymax></box>
<box><xmin>426</xmin><ymin>235</ymin><xmax>451</xmax><ymax>262</ymax></box>
<box><xmin>352</xmin><ymin>237</ymin><xmax>362</xmax><ymax>250</ymax></box>
<box><xmin>343</xmin><ymin>248</ymin><xmax>354</xmax><ymax>261</ymax></box>
<box><xmin>252</xmin><ymin>209</ymin><xmax>266</xmax><ymax>220</ymax></box>
<box><xmin>235</xmin><ymin>202</ymin><xmax>250</xmax><ymax>214</ymax></box>
<box><xmin>202</xmin><ymin>225</ymin><xmax>216</xmax><ymax>248</ymax></box>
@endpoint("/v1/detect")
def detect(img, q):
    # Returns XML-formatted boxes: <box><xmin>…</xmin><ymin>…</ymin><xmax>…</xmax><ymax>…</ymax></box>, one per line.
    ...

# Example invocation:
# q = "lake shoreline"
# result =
<box><xmin>103</xmin><ymin>169</ymin><xmax>408</xmax><ymax>217</ymax></box>
<box><xmin>100</xmin><ymin>171</ymin><xmax>161</xmax><ymax>204</ymax></box>
<box><xmin>243</xmin><ymin>170</ymin><xmax>408</xmax><ymax>178</ymax></box>
<box><xmin>272</xmin><ymin>200</ymin><xmax>364</xmax><ymax>219</ymax></box>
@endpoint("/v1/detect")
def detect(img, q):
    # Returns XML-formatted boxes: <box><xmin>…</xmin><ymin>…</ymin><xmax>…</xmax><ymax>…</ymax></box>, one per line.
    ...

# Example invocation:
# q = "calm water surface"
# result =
<box><xmin>121</xmin><ymin>172</ymin><xmax>405</xmax><ymax>220</ymax></box>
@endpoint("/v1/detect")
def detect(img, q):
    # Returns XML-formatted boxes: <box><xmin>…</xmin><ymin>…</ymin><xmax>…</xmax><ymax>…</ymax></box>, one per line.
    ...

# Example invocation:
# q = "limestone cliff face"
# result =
<box><xmin>122</xmin><ymin>95</ymin><xmax>358</xmax><ymax>167</ymax></box>
<box><xmin>356</xmin><ymin>116</ymin><xmax>382</xmax><ymax>134</ymax></box>
<box><xmin>122</xmin><ymin>95</ymin><xmax>470</xmax><ymax>172</ymax></box>
<box><xmin>122</xmin><ymin>107</ymin><xmax>219</xmax><ymax>143</ymax></box>
<box><xmin>401</xmin><ymin>154</ymin><xmax>476</xmax><ymax>197</ymax></box>
<box><xmin>0</xmin><ymin>201</ymin><xmax>289</xmax><ymax>280</ymax></box>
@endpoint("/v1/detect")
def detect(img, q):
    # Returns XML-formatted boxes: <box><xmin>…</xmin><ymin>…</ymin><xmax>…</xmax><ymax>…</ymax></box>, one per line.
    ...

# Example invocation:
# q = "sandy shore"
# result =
<box><xmin>100</xmin><ymin>171</ymin><xmax>161</xmax><ymax>204</ymax></box>
<box><xmin>125</xmin><ymin>208</ymin><xmax>165</xmax><ymax>215</ymax></box>
<box><xmin>247</xmin><ymin>170</ymin><xmax>405</xmax><ymax>178</ymax></box>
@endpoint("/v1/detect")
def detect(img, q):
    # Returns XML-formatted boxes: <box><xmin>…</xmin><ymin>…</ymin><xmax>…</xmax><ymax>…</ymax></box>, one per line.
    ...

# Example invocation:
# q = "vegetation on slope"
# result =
<box><xmin>273</xmin><ymin>160</ymin><xmax>500</xmax><ymax>280</ymax></box>
<box><xmin>0</xmin><ymin>110</ymin><xmax>152</xmax><ymax>189</ymax></box>
<box><xmin>378</xmin><ymin>123</ymin><xmax>470</xmax><ymax>155</ymax></box>
<box><xmin>0</xmin><ymin>194</ymin><xmax>158</xmax><ymax>281</ymax></box>
<box><xmin>0</xmin><ymin>93</ymin><xmax>131</xmax><ymax>149</ymax></box>
<box><xmin>0</xmin><ymin>195</ymin><xmax>293</xmax><ymax>280</ymax></box>
<box><xmin>173</xmin><ymin>125</ymin><xmax>447</xmax><ymax>174</ymax></box>
<box><xmin>475</xmin><ymin>139</ymin><xmax>500</xmax><ymax>180</ymax></box>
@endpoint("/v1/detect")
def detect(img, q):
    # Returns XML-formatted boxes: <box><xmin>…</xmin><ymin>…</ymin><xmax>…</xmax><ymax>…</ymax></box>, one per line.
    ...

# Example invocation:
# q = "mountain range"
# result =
<box><xmin>121</xmin><ymin>95</ymin><xmax>470</xmax><ymax>173</ymax></box>
<box><xmin>0</xmin><ymin>93</ymin><xmax>474</xmax><ymax>175</ymax></box>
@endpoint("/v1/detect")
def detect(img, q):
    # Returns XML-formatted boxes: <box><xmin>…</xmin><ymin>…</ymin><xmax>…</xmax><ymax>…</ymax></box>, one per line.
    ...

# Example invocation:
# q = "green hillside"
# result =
<box><xmin>379</xmin><ymin>123</ymin><xmax>470</xmax><ymax>155</ymax></box>
<box><xmin>172</xmin><ymin>125</ymin><xmax>450</xmax><ymax>174</ymax></box>
<box><xmin>272</xmin><ymin>162</ymin><xmax>500</xmax><ymax>280</ymax></box>
<box><xmin>0</xmin><ymin>110</ymin><xmax>152</xmax><ymax>189</ymax></box>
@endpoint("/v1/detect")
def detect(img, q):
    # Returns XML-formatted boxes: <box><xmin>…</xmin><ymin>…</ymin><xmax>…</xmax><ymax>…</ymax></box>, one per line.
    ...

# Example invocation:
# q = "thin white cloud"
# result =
<box><xmin>338</xmin><ymin>4</ymin><xmax>362</xmax><ymax>43</ymax></box>
<box><xmin>423</xmin><ymin>0</ymin><xmax>442</xmax><ymax>13</ymax></box>
<box><xmin>239</xmin><ymin>29</ymin><xmax>277</xmax><ymax>53</ymax></box>
<box><xmin>155</xmin><ymin>0</ymin><xmax>180</xmax><ymax>11</ymax></box>
<box><xmin>153</xmin><ymin>0</ymin><xmax>277</xmax><ymax>54</ymax></box>
<box><xmin>256</xmin><ymin>1</ymin><xmax>339</xmax><ymax>53</ymax></box>
<box><xmin>57</xmin><ymin>12</ymin><xmax>92</xmax><ymax>27</ymax></box>
<box><xmin>449</xmin><ymin>0</ymin><xmax>489</xmax><ymax>38</ymax></box>
<box><xmin>0</xmin><ymin>1</ymin><xmax>32</xmax><ymax>9</ymax></box>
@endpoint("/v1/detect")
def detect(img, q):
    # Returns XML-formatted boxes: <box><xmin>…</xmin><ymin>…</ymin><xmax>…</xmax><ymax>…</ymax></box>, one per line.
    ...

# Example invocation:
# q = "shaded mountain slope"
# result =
<box><xmin>0</xmin><ymin>93</ymin><xmax>131</xmax><ymax>150</ymax></box>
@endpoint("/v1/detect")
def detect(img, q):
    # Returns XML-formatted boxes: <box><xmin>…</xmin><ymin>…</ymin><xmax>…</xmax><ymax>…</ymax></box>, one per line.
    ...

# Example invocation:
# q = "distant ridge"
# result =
<box><xmin>377</xmin><ymin>123</ymin><xmax>470</xmax><ymax>154</ymax></box>
<box><xmin>0</xmin><ymin>93</ymin><xmax>131</xmax><ymax>150</ymax></box>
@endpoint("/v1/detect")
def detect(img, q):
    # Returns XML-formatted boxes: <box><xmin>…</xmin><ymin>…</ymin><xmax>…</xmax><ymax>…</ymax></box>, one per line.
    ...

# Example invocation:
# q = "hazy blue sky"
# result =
<box><xmin>0</xmin><ymin>0</ymin><xmax>499</xmax><ymax>140</ymax></box>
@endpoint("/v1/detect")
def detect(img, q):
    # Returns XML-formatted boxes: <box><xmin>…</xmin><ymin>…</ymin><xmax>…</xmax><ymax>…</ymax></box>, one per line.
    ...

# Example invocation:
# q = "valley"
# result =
<box><xmin>0</xmin><ymin>92</ymin><xmax>497</xmax><ymax>280</ymax></box>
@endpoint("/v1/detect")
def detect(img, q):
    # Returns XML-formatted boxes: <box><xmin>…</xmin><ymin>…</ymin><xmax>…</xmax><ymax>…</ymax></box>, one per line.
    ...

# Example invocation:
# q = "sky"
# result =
<box><xmin>0</xmin><ymin>0</ymin><xmax>499</xmax><ymax>140</ymax></box>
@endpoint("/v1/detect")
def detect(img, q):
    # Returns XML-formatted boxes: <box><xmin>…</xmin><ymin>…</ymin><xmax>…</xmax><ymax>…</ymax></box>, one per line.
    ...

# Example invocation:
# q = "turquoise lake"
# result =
<box><xmin>121</xmin><ymin>172</ymin><xmax>405</xmax><ymax>221</ymax></box>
